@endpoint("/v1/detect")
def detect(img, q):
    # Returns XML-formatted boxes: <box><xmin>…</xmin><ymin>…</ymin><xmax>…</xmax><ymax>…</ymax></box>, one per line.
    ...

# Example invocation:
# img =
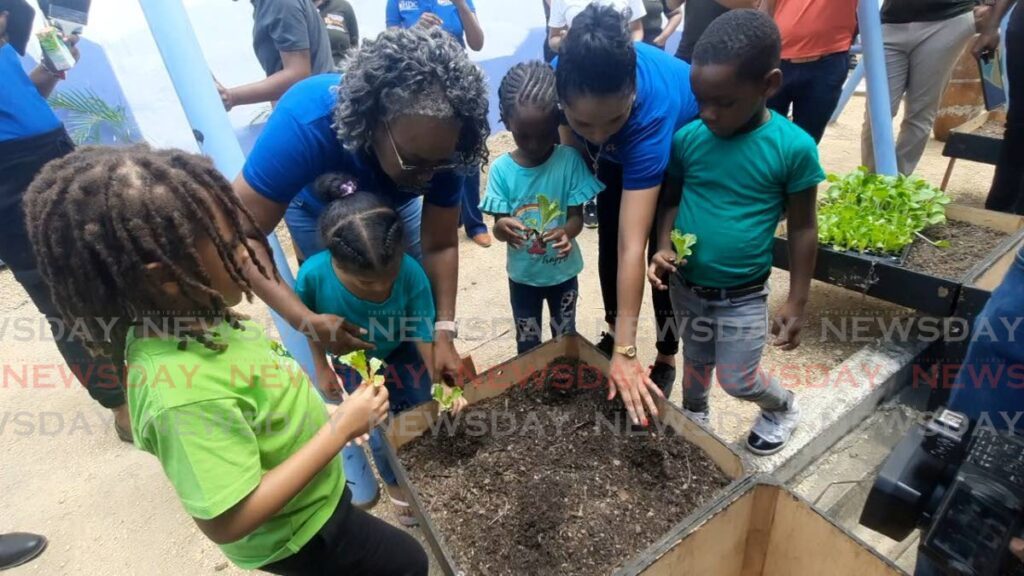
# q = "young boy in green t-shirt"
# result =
<box><xmin>648</xmin><ymin>9</ymin><xmax>824</xmax><ymax>456</ymax></box>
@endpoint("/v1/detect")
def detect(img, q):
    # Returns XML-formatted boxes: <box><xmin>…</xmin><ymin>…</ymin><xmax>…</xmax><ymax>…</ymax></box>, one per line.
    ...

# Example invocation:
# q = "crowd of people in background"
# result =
<box><xmin>1</xmin><ymin>0</ymin><xmax>1023</xmax><ymax>573</ymax></box>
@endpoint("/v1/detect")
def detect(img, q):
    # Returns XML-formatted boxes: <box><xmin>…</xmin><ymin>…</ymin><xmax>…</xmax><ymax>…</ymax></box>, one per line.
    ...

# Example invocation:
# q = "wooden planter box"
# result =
<box><xmin>626</xmin><ymin>478</ymin><xmax>906</xmax><ymax>576</ymax></box>
<box><xmin>382</xmin><ymin>334</ymin><xmax>749</xmax><ymax>576</ymax></box>
<box><xmin>773</xmin><ymin>204</ymin><xmax>1024</xmax><ymax>317</ymax></box>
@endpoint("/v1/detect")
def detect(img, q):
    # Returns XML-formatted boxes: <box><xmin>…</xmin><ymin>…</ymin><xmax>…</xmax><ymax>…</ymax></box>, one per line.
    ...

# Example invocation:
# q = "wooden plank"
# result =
<box><xmin>971</xmin><ymin>235</ymin><xmax>1024</xmax><ymax>291</ymax></box>
<box><xmin>762</xmin><ymin>489</ymin><xmax>905</xmax><ymax>576</ymax></box>
<box><xmin>947</xmin><ymin>204</ymin><xmax>1024</xmax><ymax>233</ymax></box>
<box><xmin>740</xmin><ymin>485</ymin><xmax>780</xmax><ymax>576</ymax></box>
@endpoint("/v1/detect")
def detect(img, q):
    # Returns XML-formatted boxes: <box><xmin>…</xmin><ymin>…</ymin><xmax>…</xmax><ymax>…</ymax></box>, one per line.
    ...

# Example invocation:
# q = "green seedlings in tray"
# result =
<box><xmin>817</xmin><ymin>167</ymin><xmax>951</xmax><ymax>255</ymax></box>
<box><xmin>671</xmin><ymin>230</ymin><xmax>698</xmax><ymax>262</ymax></box>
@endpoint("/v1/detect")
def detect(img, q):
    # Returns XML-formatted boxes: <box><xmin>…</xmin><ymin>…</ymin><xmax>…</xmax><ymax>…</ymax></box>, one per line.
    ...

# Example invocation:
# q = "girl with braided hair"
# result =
<box><xmin>24</xmin><ymin>145</ymin><xmax>428</xmax><ymax>575</ymax></box>
<box><xmin>481</xmin><ymin>61</ymin><xmax>603</xmax><ymax>354</ymax></box>
<box><xmin>296</xmin><ymin>173</ymin><xmax>466</xmax><ymax>527</ymax></box>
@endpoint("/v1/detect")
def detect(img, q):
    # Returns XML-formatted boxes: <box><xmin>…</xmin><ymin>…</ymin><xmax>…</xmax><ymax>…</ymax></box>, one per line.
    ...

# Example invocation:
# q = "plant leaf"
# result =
<box><xmin>432</xmin><ymin>384</ymin><xmax>463</xmax><ymax>411</ymax></box>
<box><xmin>671</xmin><ymin>230</ymin><xmax>697</xmax><ymax>261</ymax></box>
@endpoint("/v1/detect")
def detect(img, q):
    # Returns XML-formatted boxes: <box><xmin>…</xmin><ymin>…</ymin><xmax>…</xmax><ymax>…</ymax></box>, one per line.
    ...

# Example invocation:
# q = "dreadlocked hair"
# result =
<box><xmin>24</xmin><ymin>144</ymin><xmax>275</xmax><ymax>357</ymax></box>
<box><xmin>498</xmin><ymin>60</ymin><xmax>557</xmax><ymax>124</ymax></box>
<box><xmin>315</xmin><ymin>173</ymin><xmax>406</xmax><ymax>276</ymax></box>
<box><xmin>692</xmin><ymin>9</ymin><xmax>781</xmax><ymax>82</ymax></box>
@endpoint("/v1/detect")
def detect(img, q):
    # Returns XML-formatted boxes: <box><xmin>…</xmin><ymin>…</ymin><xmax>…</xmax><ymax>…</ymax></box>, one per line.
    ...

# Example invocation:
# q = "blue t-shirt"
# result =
<box><xmin>557</xmin><ymin>42</ymin><xmax>699</xmax><ymax>191</ymax></box>
<box><xmin>0</xmin><ymin>45</ymin><xmax>62</xmax><ymax>143</ymax></box>
<box><xmin>241</xmin><ymin>74</ymin><xmax>463</xmax><ymax>216</ymax></box>
<box><xmin>480</xmin><ymin>146</ymin><xmax>603</xmax><ymax>287</ymax></box>
<box><xmin>669</xmin><ymin>111</ymin><xmax>825</xmax><ymax>288</ymax></box>
<box><xmin>295</xmin><ymin>252</ymin><xmax>435</xmax><ymax>360</ymax></box>
<box><xmin>386</xmin><ymin>0</ymin><xmax>476</xmax><ymax>45</ymax></box>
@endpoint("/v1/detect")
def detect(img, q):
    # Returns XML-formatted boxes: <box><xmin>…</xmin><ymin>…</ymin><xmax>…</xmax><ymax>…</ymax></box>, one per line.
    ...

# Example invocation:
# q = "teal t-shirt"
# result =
<box><xmin>668</xmin><ymin>112</ymin><xmax>825</xmax><ymax>288</ymax></box>
<box><xmin>480</xmin><ymin>145</ymin><xmax>603</xmax><ymax>287</ymax></box>
<box><xmin>295</xmin><ymin>252</ymin><xmax>435</xmax><ymax>360</ymax></box>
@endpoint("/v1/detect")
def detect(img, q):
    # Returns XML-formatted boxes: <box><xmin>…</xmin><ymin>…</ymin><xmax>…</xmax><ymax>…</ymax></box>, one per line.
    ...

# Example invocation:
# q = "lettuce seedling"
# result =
<box><xmin>337</xmin><ymin>350</ymin><xmax>385</xmax><ymax>388</ymax></box>
<box><xmin>432</xmin><ymin>384</ymin><xmax>464</xmax><ymax>412</ymax></box>
<box><xmin>671</xmin><ymin>230</ymin><xmax>697</xmax><ymax>262</ymax></box>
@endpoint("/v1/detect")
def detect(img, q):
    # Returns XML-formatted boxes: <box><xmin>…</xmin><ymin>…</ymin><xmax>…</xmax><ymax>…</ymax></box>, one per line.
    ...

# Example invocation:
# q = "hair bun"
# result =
<box><xmin>314</xmin><ymin>173</ymin><xmax>360</xmax><ymax>203</ymax></box>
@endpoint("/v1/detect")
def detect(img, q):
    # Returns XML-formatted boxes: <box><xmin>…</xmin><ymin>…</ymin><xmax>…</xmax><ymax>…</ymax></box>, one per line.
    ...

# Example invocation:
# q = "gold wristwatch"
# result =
<box><xmin>613</xmin><ymin>344</ymin><xmax>637</xmax><ymax>359</ymax></box>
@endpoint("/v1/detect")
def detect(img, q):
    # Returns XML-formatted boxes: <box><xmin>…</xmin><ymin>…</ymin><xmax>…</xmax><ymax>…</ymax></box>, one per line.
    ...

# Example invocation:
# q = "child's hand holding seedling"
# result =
<box><xmin>432</xmin><ymin>383</ymin><xmax>467</xmax><ymax>414</ymax></box>
<box><xmin>542</xmin><ymin>227</ymin><xmax>572</xmax><ymax>258</ymax></box>
<box><xmin>493</xmin><ymin>216</ymin><xmax>529</xmax><ymax>248</ymax></box>
<box><xmin>648</xmin><ymin>230</ymin><xmax>698</xmax><ymax>291</ymax></box>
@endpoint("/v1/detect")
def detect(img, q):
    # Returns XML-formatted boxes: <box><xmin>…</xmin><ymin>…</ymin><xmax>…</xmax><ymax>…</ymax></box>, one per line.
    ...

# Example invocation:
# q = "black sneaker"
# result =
<box><xmin>583</xmin><ymin>200</ymin><xmax>598</xmax><ymax>229</ymax></box>
<box><xmin>596</xmin><ymin>331</ymin><xmax>614</xmax><ymax>357</ymax></box>
<box><xmin>648</xmin><ymin>362</ymin><xmax>676</xmax><ymax>397</ymax></box>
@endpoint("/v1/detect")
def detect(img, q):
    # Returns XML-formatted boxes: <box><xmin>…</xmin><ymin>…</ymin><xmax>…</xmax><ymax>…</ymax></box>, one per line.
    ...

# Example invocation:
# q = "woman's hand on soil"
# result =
<box><xmin>648</xmin><ymin>249</ymin><xmax>678</xmax><ymax>291</ymax></box>
<box><xmin>542</xmin><ymin>227</ymin><xmax>572</xmax><ymax>258</ymax></box>
<box><xmin>495</xmin><ymin>217</ymin><xmax>528</xmax><ymax>248</ymax></box>
<box><xmin>609</xmin><ymin>354</ymin><xmax>663</xmax><ymax>427</ymax></box>
<box><xmin>771</xmin><ymin>300</ymin><xmax>805</xmax><ymax>351</ymax></box>
<box><xmin>306</xmin><ymin>313</ymin><xmax>374</xmax><ymax>356</ymax></box>
<box><xmin>330</xmin><ymin>382</ymin><xmax>389</xmax><ymax>443</ymax></box>
<box><xmin>316</xmin><ymin>364</ymin><xmax>344</xmax><ymax>402</ymax></box>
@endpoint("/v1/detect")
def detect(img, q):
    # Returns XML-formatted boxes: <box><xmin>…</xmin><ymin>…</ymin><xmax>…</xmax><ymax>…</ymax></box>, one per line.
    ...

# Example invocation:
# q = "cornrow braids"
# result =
<box><xmin>314</xmin><ymin>174</ymin><xmax>406</xmax><ymax>276</ymax></box>
<box><xmin>498</xmin><ymin>60</ymin><xmax>558</xmax><ymax>123</ymax></box>
<box><xmin>24</xmin><ymin>144</ymin><xmax>275</xmax><ymax>358</ymax></box>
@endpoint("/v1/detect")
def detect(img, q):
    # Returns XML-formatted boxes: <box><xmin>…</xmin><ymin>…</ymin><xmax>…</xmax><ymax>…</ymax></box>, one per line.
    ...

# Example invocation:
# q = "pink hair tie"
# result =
<box><xmin>338</xmin><ymin>180</ymin><xmax>357</xmax><ymax>197</ymax></box>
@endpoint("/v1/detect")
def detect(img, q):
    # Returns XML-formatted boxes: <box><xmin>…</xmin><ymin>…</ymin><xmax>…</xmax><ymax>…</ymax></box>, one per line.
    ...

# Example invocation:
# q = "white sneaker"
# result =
<box><xmin>746</xmin><ymin>396</ymin><xmax>801</xmax><ymax>456</ymax></box>
<box><xmin>683</xmin><ymin>408</ymin><xmax>710</xmax><ymax>427</ymax></box>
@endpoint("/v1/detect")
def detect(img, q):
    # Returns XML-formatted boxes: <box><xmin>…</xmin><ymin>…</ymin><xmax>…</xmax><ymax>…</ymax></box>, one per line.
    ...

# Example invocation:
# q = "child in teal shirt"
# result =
<box><xmin>649</xmin><ymin>10</ymin><xmax>824</xmax><ymax>456</ymax></box>
<box><xmin>481</xmin><ymin>61</ymin><xmax>603</xmax><ymax>353</ymax></box>
<box><xmin>296</xmin><ymin>174</ymin><xmax>465</xmax><ymax>527</ymax></box>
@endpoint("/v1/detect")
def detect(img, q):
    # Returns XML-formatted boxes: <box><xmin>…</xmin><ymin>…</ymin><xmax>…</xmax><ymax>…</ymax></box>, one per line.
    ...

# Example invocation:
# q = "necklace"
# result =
<box><xmin>585</xmin><ymin>141</ymin><xmax>604</xmax><ymax>172</ymax></box>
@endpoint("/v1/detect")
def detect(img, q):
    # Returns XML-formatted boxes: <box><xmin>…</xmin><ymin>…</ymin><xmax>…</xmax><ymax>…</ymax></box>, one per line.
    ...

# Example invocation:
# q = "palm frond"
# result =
<box><xmin>48</xmin><ymin>88</ymin><xmax>135</xmax><ymax>145</ymax></box>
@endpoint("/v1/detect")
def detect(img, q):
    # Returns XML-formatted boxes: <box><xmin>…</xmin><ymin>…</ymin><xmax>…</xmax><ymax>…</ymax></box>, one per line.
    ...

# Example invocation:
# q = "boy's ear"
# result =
<box><xmin>144</xmin><ymin>262</ymin><xmax>182</xmax><ymax>298</ymax></box>
<box><xmin>764</xmin><ymin>68</ymin><xmax>783</xmax><ymax>100</ymax></box>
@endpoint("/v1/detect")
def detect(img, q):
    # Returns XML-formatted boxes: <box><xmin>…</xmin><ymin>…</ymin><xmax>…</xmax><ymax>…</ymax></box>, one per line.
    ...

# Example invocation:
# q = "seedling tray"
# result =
<box><xmin>774</xmin><ymin>205</ymin><xmax>1024</xmax><ymax>317</ymax></box>
<box><xmin>382</xmin><ymin>335</ymin><xmax>749</xmax><ymax>576</ymax></box>
<box><xmin>629</xmin><ymin>476</ymin><xmax>906</xmax><ymax>575</ymax></box>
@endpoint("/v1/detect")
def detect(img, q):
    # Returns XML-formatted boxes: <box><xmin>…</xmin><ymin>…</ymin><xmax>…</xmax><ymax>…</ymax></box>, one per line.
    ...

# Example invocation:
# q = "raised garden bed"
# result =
<box><xmin>383</xmin><ymin>335</ymin><xmax>748</xmax><ymax>576</ymax></box>
<box><xmin>774</xmin><ymin>204</ymin><xmax>1024</xmax><ymax>316</ymax></box>
<box><xmin>633</xmin><ymin>478</ymin><xmax>906</xmax><ymax>575</ymax></box>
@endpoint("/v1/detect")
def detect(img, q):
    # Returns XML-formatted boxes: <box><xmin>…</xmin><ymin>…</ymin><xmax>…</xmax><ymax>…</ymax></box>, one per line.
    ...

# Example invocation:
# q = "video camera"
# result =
<box><xmin>860</xmin><ymin>408</ymin><xmax>1024</xmax><ymax>576</ymax></box>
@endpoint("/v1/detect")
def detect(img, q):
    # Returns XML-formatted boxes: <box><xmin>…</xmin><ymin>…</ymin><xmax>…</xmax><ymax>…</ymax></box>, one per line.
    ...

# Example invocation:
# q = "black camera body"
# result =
<box><xmin>861</xmin><ymin>408</ymin><xmax>1024</xmax><ymax>576</ymax></box>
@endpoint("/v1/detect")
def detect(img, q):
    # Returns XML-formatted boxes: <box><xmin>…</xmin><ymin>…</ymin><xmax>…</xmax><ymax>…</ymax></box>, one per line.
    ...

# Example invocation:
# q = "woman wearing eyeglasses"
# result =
<box><xmin>232</xmin><ymin>26</ymin><xmax>488</xmax><ymax>508</ymax></box>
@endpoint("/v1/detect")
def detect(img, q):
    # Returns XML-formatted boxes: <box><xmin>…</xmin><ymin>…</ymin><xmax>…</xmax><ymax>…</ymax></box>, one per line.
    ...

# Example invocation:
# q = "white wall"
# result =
<box><xmin>62</xmin><ymin>0</ymin><xmax>549</xmax><ymax>152</ymax></box>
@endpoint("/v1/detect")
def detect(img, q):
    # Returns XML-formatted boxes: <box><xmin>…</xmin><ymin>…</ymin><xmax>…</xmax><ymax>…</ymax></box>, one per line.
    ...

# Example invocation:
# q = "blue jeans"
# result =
<box><xmin>669</xmin><ymin>274</ymin><xmax>792</xmax><ymax>412</ymax></box>
<box><xmin>284</xmin><ymin>195</ymin><xmax>423</xmax><ymax>260</ymax></box>
<box><xmin>335</xmin><ymin>342</ymin><xmax>433</xmax><ymax>486</ymax></box>
<box><xmin>768</xmin><ymin>52</ymin><xmax>849</xmax><ymax>143</ymax></box>
<box><xmin>508</xmin><ymin>277</ymin><xmax>579</xmax><ymax>354</ymax></box>
<box><xmin>947</xmin><ymin>247</ymin><xmax>1024</xmax><ymax>430</ymax></box>
<box><xmin>460</xmin><ymin>168</ymin><xmax>487</xmax><ymax>238</ymax></box>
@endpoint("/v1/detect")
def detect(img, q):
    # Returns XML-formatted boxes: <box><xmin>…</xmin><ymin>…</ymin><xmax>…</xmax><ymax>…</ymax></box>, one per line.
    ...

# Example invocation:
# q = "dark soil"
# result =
<box><xmin>399</xmin><ymin>357</ymin><xmax>731</xmax><ymax>576</ymax></box>
<box><xmin>904</xmin><ymin>220</ymin><xmax>1010</xmax><ymax>279</ymax></box>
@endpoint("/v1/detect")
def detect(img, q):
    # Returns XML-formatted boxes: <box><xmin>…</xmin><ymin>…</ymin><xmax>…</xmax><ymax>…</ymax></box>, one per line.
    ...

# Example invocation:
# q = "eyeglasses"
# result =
<box><xmin>384</xmin><ymin>120</ymin><xmax>458</xmax><ymax>174</ymax></box>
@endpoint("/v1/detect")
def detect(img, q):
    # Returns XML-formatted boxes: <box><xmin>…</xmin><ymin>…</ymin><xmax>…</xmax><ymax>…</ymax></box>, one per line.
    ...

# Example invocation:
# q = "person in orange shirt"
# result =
<box><xmin>763</xmin><ymin>0</ymin><xmax>859</xmax><ymax>142</ymax></box>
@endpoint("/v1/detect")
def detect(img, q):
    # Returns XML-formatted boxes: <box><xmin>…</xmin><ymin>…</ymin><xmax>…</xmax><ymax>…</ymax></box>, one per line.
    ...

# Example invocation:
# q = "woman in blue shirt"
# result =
<box><xmin>233</xmin><ymin>26</ymin><xmax>489</xmax><ymax>397</ymax></box>
<box><xmin>386</xmin><ymin>0</ymin><xmax>492</xmax><ymax>248</ymax></box>
<box><xmin>555</xmin><ymin>4</ymin><xmax>699</xmax><ymax>425</ymax></box>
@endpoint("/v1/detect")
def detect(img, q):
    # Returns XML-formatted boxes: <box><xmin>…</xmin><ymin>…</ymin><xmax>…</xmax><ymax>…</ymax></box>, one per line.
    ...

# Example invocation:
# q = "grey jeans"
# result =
<box><xmin>862</xmin><ymin>11</ymin><xmax>976</xmax><ymax>175</ymax></box>
<box><xmin>669</xmin><ymin>274</ymin><xmax>792</xmax><ymax>414</ymax></box>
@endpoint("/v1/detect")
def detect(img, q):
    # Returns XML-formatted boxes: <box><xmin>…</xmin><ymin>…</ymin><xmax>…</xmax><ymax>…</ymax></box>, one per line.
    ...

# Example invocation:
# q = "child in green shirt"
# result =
<box><xmin>648</xmin><ymin>10</ymin><xmax>824</xmax><ymax>456</ymax></box>
<box><xmin>25</xmin><ymin>145</ymin><xmax>427</xmax><ymax>574</ymax></box>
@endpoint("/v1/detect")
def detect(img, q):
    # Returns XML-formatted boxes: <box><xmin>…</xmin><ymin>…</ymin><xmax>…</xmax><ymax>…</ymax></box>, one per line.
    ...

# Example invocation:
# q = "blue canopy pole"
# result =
<box><xmin>137</xmin><ymin>0</ymin><xmax>314</xmax><ymax>376</ymax></box>
<box><xmin>858</xmin><ymin>0</ymin><xmax>898</xmax><ymax>175</ymax></box>
<box><xmin>830</xmin><ymin>59</ymin><xmax>865</xmax><ymax>125</ymax></box>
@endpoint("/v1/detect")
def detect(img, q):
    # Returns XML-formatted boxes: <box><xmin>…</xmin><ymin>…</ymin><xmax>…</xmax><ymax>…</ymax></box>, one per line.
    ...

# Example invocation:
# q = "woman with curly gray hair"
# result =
<box><xmin>233</xmin><ymin>26</ymin><xmax>488</xmax><ymax>510</ymax></box>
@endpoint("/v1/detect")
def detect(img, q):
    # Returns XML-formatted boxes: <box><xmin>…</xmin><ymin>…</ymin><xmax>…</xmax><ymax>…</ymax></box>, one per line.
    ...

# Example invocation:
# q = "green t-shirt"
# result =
<box><xmin>125</xmin><ymin>320</ymin><xmax>343</xmax><ymax>569</ymax></box>
<box><xmin>668</xmin><ymin>111</ymin><xmax>824</xmax><ymax>288</ymax></box>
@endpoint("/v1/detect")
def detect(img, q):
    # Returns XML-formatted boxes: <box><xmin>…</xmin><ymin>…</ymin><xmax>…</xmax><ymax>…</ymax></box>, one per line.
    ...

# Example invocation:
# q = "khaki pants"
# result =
<box><xmin>862</xmin><ymin>11</ymin><xmax>976</xmax><ymax>175</ymax></box>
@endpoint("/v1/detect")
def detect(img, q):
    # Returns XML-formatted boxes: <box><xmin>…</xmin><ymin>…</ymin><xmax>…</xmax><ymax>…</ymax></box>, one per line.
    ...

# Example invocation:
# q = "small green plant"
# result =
<box><xmin>671</xmin><ymin>230</ymin><xmax>698</xmax><ymax>261</ymax></box>
<box><xmin>337</xmin><ymin>350</ymin><xmax>385</xmax><ymax>388</ymax></box>
<box><xmin>817</xmin><ymin>167</ymin><xmax>951</xmax><ymax>255</ymax></box>
<box><xmin>432</xmin><ymin>384</ymin><xmax>464</xmax><ymax>412</ymax></box>
<box><xmin>48</xmin><ymin>88</ymin><xmax>136</xmax><ymax>145</ymax></box>
<box><xmin>526</xmin><ymin>194</ymin><xmax>565</xmax><ymax>255</ymax></box>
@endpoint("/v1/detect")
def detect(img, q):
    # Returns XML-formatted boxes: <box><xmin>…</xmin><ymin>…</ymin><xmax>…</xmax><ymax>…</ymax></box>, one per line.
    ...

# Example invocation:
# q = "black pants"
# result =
<box><xmin>768</xmin><ymin>52</ymin><xmax>850</xmax><ymax>143</ymax></box>
<box><xmin>596</xmin><ymin>159</ymin><xmax>679</xmax><ymax>357</ymax></box>
<box><xmin>985</xmin><ymin>5</ymin><xmax>1024</xmax><ymax>214</ymax></box>
<box><xmin>262</xmin><ymin>489</ymin><xmax>428</xmax><ymax>576</ymax></box>
<box><xmin>0</xmin><ymin>128</ymin><xmax>125</xmax><ymax>409</ymax></box>
<box><xmin>509</xmin><ymin>277</ymin><xmax>578</xmax><ymax>354</ymax></box>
